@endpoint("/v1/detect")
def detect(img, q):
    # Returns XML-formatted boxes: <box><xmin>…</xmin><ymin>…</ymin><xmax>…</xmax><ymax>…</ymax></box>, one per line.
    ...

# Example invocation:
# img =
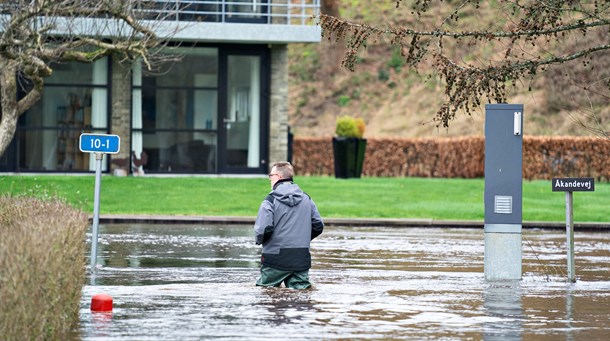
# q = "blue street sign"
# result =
<box><xmin>79</xmin><ymin>133</ymin><xmax>120</xmax><ymax>154</ymax></box>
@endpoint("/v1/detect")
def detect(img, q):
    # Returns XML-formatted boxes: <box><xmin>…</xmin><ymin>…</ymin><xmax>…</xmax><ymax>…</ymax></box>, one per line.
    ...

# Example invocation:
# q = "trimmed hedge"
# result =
<box><xmin>0</xmin><ymin>197</ymin><xmax>88</xmax><ymax>341</ymax></box>
<box><xmin>293</xmin><ymin>136</ymin><xmax>609</xmax><ymax>181</ymax></box>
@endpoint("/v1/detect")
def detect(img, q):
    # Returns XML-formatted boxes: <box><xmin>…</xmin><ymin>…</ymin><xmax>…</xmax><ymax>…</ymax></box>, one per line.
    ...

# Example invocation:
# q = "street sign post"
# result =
<box><xmin>80</xmin><ymin>133</ymin><xmax>120</xmax><ymax>274</ymax></box>
<box><xmin>552</xmin><ymin>177</ymin><xmax>595</xmax><ymax>282</ymax></box>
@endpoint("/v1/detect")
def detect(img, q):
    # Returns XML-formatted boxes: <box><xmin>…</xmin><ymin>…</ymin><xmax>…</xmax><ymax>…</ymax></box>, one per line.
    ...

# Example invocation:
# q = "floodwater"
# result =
<box><xmin>77</xmin><ymin>224</ymin><xmax>610</xmax><ymax>340</ymax></box>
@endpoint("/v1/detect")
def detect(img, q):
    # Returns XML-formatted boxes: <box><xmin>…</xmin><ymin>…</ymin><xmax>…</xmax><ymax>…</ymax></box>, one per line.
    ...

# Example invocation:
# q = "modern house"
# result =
<box><xmin>0</xmin><ymin>0</ymin><xmax>321</xmax><ymax>175</ymax></box>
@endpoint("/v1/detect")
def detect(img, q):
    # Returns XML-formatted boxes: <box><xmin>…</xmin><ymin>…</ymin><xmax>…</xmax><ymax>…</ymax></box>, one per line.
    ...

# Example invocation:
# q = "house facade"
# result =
<box><xmin>0</xmin><ymin>1</ymin><xmax>321</xmax><ymax>175</ymax></box>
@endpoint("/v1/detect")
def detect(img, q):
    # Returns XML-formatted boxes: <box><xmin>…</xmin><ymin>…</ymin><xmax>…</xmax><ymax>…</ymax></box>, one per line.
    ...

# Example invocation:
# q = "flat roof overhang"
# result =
<box><xmin>0</xmin><ymin>16</ymin><xmax>322</xmax><ymax>44</ymax></box>
<box><xmin>162</xmin><ymin>22</ymin><xmax>322</xmax><ymax>44</ymax></box>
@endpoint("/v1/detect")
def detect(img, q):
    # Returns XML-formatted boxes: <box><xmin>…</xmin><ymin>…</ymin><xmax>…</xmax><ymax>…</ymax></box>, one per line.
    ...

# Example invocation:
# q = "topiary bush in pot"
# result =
<box><xmin>332</xmin><ymin>115</ymin><xmax>367</xmax><ymax>178</ymax></box>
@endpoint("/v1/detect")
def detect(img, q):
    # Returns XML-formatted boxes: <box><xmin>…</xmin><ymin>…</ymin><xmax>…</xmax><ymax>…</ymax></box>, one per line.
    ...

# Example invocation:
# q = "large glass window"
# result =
<box><xmin>13</xmin><ymin>58</ymin><xmax>109</xmax><ymax>172</ymax></box>
<box><xmin>225</xmin><ymin>55</ymin><xmax>261</xmax><ymax>168</ymax></box>
<box><xmin>132</xmin><ymin>48</ymin><xmax>219</xmax><ymax>173</ymax></box>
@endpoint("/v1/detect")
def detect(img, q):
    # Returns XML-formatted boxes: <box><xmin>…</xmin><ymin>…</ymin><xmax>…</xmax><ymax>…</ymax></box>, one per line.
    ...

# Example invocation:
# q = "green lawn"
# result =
<box><xmin>0</xmin><ymin>175</ymin><xmax>607</xmax><ymax>222</ymax></box>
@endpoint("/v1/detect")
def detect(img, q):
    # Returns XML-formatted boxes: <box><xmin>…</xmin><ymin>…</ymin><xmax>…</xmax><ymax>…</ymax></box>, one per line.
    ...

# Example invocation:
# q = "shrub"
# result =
<box><xmin>377</xmin><ymin>68</ymin><xmax>390</xmax><ymax>81</ymax></box>
<box><xmin>335</xmin><ymin>115</ymin><xmax>365</xmax><ymax>138</ymax></box>
<box><xmin>337</xmin><ymin>95</ymin><xmax>351</xmax><ymax>107</ymax></box>
<box><xmin>355</xmin><ymin>118</ymin><xmax>366</xmax><ymax>137</ymax></box>
<box><xmin>0</xmin><ymin>196</ymin><xmax>88</xmax><ymax>341</ymax></box>
<box><xmin>387</xmin><ymin>47</ymin><xmax>405</xmax><ymax>72</ymax></box>
<box><xmin>292</xmin><ymin>136</ymin><xmax>609</xmax><ymax>180</ymax></box>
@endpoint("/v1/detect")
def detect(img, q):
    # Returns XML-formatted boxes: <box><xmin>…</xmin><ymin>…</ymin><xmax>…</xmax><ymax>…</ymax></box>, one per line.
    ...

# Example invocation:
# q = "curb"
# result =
<box><xmin>94</xmin><ymin>214</ymin><xmax>610</xmax><ymax>231</ymax></box>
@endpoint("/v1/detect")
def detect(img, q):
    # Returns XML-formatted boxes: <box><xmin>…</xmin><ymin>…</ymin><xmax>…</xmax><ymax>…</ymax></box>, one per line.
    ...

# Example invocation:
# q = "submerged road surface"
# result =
<box><xmin>77</xmin><ymin>224</ymin><xmax>610</xmax><ymax>340</ymax></box>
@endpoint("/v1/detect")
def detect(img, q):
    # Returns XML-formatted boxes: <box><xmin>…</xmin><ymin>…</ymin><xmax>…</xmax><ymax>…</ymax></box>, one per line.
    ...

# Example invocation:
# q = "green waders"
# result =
<box><xmin>256</xmin><ymin>265</ymin><xmax>311</xmax><ymax>289</ymax></box>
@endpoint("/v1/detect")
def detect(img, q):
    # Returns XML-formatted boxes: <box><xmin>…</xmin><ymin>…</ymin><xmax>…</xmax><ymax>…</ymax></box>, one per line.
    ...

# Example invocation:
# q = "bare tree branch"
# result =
<box><xmin>0</xmin><ymin>0</ymin><xmax>185</xmax><ymax>155</ymax></box>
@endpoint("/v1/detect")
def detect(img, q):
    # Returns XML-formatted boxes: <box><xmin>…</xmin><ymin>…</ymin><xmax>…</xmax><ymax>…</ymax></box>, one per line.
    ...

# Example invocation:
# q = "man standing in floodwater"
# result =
<box><xmin>254</xmin><ymin>161</ymin><xmax>324</xmax><ymax>289</ymax></box>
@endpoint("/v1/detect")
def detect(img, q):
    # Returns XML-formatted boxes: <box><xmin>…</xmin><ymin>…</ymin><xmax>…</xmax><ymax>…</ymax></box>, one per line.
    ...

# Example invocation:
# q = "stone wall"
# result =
<box><xmin>268</xmin><ymin>45</ymin><xmax>289</xmax><ymax>169</ymax></box>
<box><xmin>110</xmin><ymin>59</ymin><xmax>132</xmax><ymax>175</ymax></box>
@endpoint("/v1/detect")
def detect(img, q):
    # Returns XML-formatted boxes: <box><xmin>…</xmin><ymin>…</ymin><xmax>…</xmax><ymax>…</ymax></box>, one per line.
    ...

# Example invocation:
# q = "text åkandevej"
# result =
<box><xmin>554</xmin><ymin>179</ymin><xmax>593</xmax><ymax>190</ymax></box>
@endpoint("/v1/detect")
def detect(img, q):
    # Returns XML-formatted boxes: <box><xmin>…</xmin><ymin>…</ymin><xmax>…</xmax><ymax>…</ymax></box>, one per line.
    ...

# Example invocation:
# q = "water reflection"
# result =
<box><xmin>483</xmin><ymin>281</ymin><xmax>523</xmax><ymax>340</ymax></box>
<box><xmin>92</xmin><ymin>224</ymin><xmax>259</xmax><ymax>286</ymax></box>
<box><xmin>79</xmin><ymin>225</ymin><xmax>610</xmax><ymax>340</ymax></box>
<box><xmin>566</xmin><ymin>286</ymin><xmax>575</xmax><ymax>341</ymax></box>
<box><xmin>89</xmin><ymin>312</ymin><xmax>113</xmax><ymax>338</ymax></box>
<box><xmin>258</xmin><ymin>288</ymin><xmax>318</xmax><ymax>327</ymax></box>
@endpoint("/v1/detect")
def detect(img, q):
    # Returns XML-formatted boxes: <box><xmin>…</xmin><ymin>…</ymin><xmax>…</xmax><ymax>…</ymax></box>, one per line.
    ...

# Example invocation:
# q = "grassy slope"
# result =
<box><xmin>1</xmin><ymin>175</ymin><xmax>608</xmax><ymax>222</ymax></box>
<box><xmin>288</xmin><ymin>0</ymin><xmax>610</xmax><ymax>138</ymax></box>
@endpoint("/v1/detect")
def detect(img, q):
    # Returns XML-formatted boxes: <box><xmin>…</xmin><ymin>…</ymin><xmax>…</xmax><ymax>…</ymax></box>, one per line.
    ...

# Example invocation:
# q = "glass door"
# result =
<box><xmin>220</xmin><ymin>53</ymin><xmax>265</xmax><ymax>173</ymax></box>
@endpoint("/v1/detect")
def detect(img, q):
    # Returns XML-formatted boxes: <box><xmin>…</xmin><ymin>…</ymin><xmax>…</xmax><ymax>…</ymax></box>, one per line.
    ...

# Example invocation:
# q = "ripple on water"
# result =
<box><xmin>78</xmin><ymin>225</ymin><xmax>610</xmax><ymax>340</ymax></box>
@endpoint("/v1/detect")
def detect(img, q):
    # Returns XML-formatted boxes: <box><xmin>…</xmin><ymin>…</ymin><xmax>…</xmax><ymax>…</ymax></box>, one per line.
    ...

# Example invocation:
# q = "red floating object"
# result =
<box><xmin>91</xmin><ymin>293</ymin><xmax>113</xmax><ymax>312</ymax></box>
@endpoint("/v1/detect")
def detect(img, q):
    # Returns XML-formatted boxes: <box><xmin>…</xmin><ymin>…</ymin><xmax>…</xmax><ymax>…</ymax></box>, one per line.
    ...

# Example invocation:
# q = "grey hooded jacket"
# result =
<box><xmin>254</xmin><ymin>179</ymin><xmax>324</xmax><ymax>271</ymax></box>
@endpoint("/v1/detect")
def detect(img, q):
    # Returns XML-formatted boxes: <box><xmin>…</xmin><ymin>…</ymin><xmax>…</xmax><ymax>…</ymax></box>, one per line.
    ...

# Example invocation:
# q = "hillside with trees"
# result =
<box><xmin>287</xmin><ymin>0</ymin><xmax>610</xmax><ymax>138</ymax></box>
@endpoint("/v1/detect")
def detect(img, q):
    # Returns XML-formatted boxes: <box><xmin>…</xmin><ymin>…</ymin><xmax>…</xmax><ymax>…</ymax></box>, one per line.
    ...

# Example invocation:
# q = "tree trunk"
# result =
<box><xmin>0</xmin><ymin>60</ymin><xmax>43</xmax><ymax>157</ymax></box>
<box><xmin>0</xmin><ymin>63</ymin><xmax>19</xmax><ymax>157</ymax></box>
